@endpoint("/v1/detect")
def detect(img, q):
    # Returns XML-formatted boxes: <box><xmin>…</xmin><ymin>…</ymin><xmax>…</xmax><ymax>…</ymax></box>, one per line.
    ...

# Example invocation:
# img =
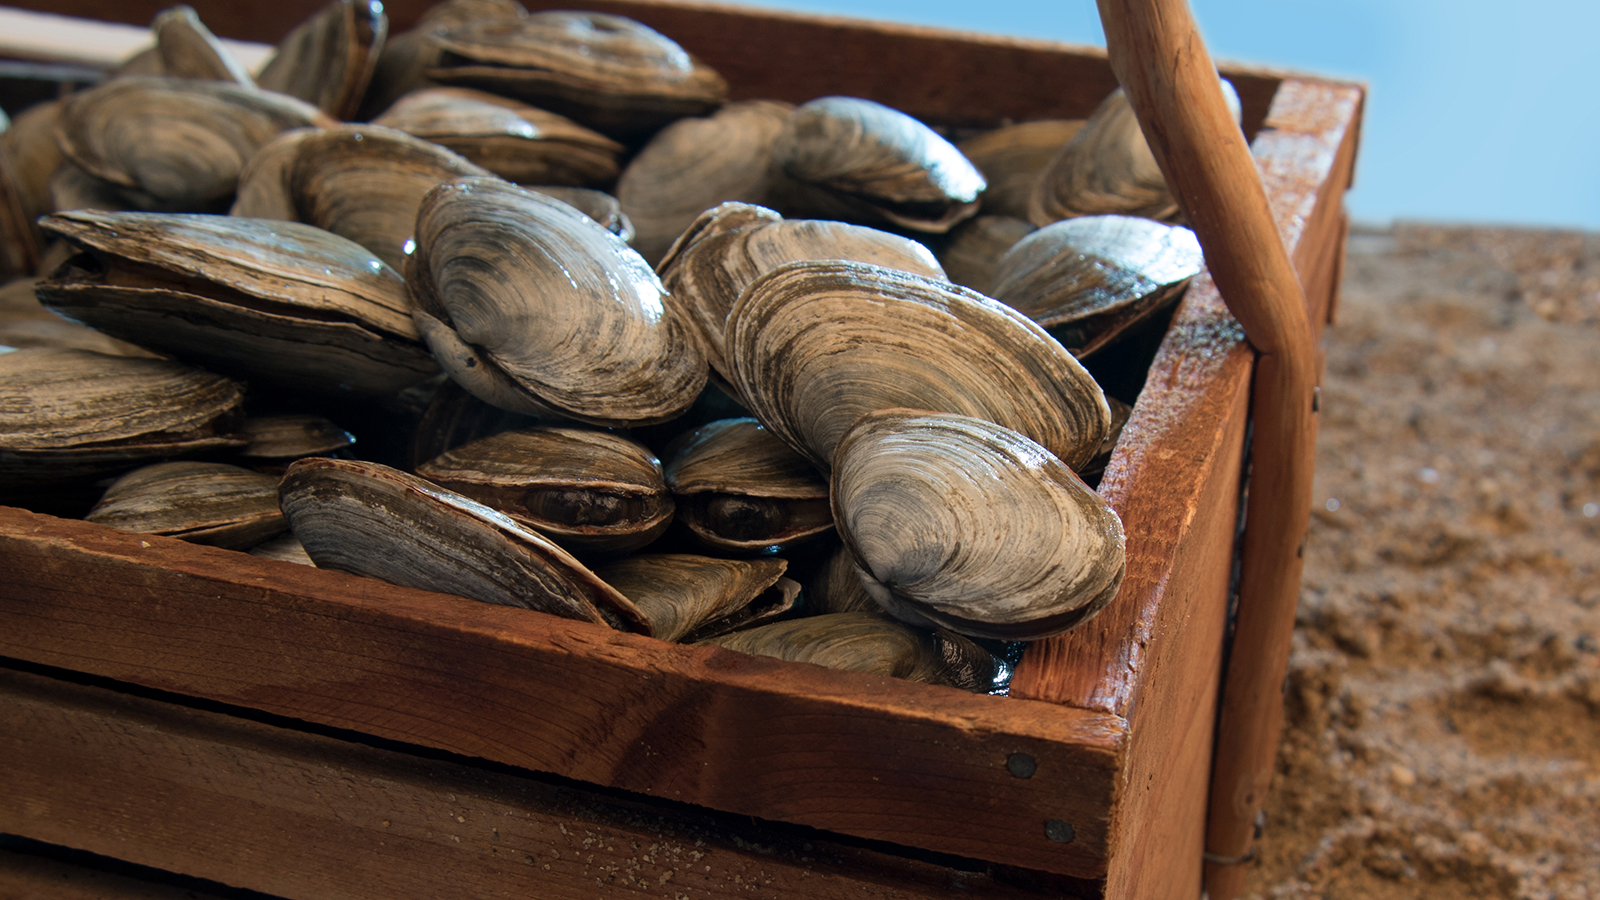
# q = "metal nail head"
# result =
<box><xmin>1044</xmin><ymin>819</ymin><xmax>1075</xmax><ymax>843</ymax></box>
<box><xmin>1006</xmin><ymin>752</ymin><xmax>1037</xmax><ymax>779</ymax></box>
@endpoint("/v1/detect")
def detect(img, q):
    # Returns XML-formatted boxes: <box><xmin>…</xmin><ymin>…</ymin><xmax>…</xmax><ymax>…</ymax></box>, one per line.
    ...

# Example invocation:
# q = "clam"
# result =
<box><xmin>150</xmin><ymin>5</ymin><xmax>256</xmax><ymax>87</ymax></box>
<box><xmin>248</xmin><ymin>532</ymin><xmax>317</xmax><ymax>566</ymax></box>
<box><xmin>770</xmin><ymin>96</ymin><xmax>985</xmax><ymax>233</ymax></box>
<box><xmin>359</xmin><ymin>0</ymin><xmax>528</xmax><ymax>119</ymax></box>
<box><xmin>1077</xmin><ymin>395</ymin><xmax>1132</xmax><ymax>486</ymax></box>
<box><xmin>408</xmin><ymin>376</ymin><xmax>547</xmax><ymax>470</ymax></box>
<box><xmin>700</xmin><ymin>611</ymin><xmax>998</xmax><ymax>692</ymax></box>
<box><xmin>807</xmin><ymin>542</ymin><xmax>877</xmax><ymax>615</ymax></box>
<box><xmin>427</xmin><ymin>11</ymin><xmax>729</xmax><ymax>140</ymax></box>
<box><xmin>0</xmin><ymin>347</ymin><xmax>244</xmax><ymax>490</ymax></box>
<box><xmin>663</xmin><ymin>417</ymin><xmax>832</xmax><ymax>553</ymax></box>
<box><xmin>1029</xmin><ymin>83</ymin><xmax>1239</xmax><ymax>225</ymax></box>
<box><xmin>36</xmin><ymin>210</ymin><xmax>439</xmax><ymax>398</ymax></box>
<box><xmin>0</xmin><ymin>277</ymin><xmax>155</xmax><ymax>357</ymax></box>
<box><xmin>53</xmin><ymin>76</ymin><xmax>333</xmax><ymax>211</ymax></box>
<box><xmin>658</xmin><ymin>202</ymin><xmax>947</xmax><ymax>389</ymax></box>
<box><xmin>229</xmin><ymin>128</ymin><xmax>315</xmax><ymax>220</ymax></box>
<box><xmin>408</xmin><ymin>176</ymin><xmax>707</xmax><ymax>426</ymax></box>
<box><xmin>373</xmin><ymin>87</ymin><xmax>623</xmax><ymax>187</ymax></box>
<box><xmin>237</xmin><ymin>414</ymin><xmax>356</xmax><ymax>463</ymax></box>
<box><xmin>956</xmin><ymin>119</ymin><xmax>1085</xmax><ymax>219</ymax></box>
<box><xmin>0</xmin><ymin>100</ymin><xmax>64</xmax><ymax>276</ymax></box>
<box><xmin>526</xmin><ymin>186</ymin><xmax>634</xmax><ymax>242</ymax></box>
<box><xmin>724</xmin><ymin>259</ymin><xmax>1110</xmax><ymax>473</ymax></box>
<box><xmin>990</xmin><ymin>215</ymin><xmax>1203</xmax><ymax>357</ymax></box>
<box><xmin>593</xmin><ymin>554</ymin><xmax>796</xmax><ymax>642</ymax></box>
<box><xmin>85</xmin><ymin>460</ymin><xmax>286</xmax><ymax>549</ymax></box>
<box><xmin>616</xmin><ymin>100</ymin><xmax>793</xmax><ymax>263</ymax></box>
<box><xmin>934</xmin><ymin>215</ymin><xmax>1036</xmax><ymax>296</ymax></box>
<box><xmin>831</xmin><ymin>410</ymin><xmax>1126</xmax><ymax>641</ymax></box>
<box><xmin>416</xmin><ymin>426</ymin><xmax>674</xmax><ymax>555</ymax></box>
<box><xmin>256</xmin><ymin>0</ymin><xmax>388</xmax><ymax>121</ymax></box>
<box><xmin>280</xmin><ymin>457</ymin><xmax>651</xmax><ymax>633</ymax></box>
<box><xmin>286</xmin><ymin>124</ymin><xmax>494</xmax><ymax>270</ymax></box>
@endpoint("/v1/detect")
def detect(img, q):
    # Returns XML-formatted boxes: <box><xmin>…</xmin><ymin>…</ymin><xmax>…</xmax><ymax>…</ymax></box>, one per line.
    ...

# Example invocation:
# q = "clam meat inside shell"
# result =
<box><xmin>664</xmin><ymin>417</ymin><xmax>832</xmax><ymax>553</ymax></box>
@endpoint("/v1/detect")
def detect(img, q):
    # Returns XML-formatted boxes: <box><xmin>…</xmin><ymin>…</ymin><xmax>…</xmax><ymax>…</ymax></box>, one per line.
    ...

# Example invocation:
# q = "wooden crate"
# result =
<box><xmin>0</xmin><ymin>2</ymin><xmax>1363</xmax><ymax>897</ymax></box>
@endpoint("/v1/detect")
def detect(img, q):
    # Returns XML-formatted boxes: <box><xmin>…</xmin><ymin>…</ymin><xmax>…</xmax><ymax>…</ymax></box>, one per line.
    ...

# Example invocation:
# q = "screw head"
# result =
<box><xmin>1006</xmin><ymin>752</ymin><xmax>1037</xmax><ymax>778</ymax></box>
<box><xmin>1044</xmin><ymin>819</ymin><xmax>1075</xmax><ymax>844</ymax></box>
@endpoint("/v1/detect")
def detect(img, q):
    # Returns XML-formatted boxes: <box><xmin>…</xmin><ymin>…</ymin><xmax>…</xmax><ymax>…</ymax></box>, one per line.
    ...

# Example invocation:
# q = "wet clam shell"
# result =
<box><xmin>991</xmin><ymin>215</ymin><xmax>1202</xmax><ymax>357</ymax></box>
<box><xmin>86</xmin><ymin>460</ymin><xmax>286</xmax><ymax>549</ymax></box>
<box><xmin>416</xmin><ymin>426</ymin><xmax>674</xmax><ymax>555</ymax></box>
<box><xmin>373</xmin><ymin>87</ymin><xmax>623</xmax><ymax>187</ymax></box>
<box><xmin>280</xmin><ymin>457</ymin><xmax>651</xmax><ymax>634</ymax></box>
<box><xmin>933</xmin><ymin>215</ymin><xmax>1036</xmax><ymax>296</ymax></box>
<box><xmin>700</xmin><ymin>611</ymin><xmax>997</xmax><ymax>692</ymax></box>
<box><xmin>526</xmin><ymin>186</ymin><xmax>634</xmax><ymax>242</ymax></box>
<box><xmin>725</xmin><ymin>259</ymin><xmax>1110</xmax><ymax>473</ymax></box>
<box><xmin>831</xmin><ymin>410</ymin><xmax>1126</xmax><ymax>641</ymax></box>
<box><xmin>257</xmin><ymin>0</ymin><xmax>388</xmax><ymax>121</ymax></box>
<box><xmin>408</xmin><ymin>176</ymin><xmax>707</xmax><ymax>427</ymax></box>
<box><xmin>151</xmin><ymin>5</ymin><xmax>256</xmax><ymax>87</ymax></box>
<box><xmin>664</xmin><ymin>417</ymin><xmax>832</xmax><ymax>553</ymax></box>
<box><xmin>593</xmin><ymin>553</ymin><xmax>793</xmax><ymax>643</ymax></box>
<box><xmin>237</xmin><ymin>414</ymin><xmax>356</xmax><ymax>461</ymax></box>
<box><xmin>956</xmin><ymin>119</ymin><xmax>1085</xmax><ymax>220</ymax></box>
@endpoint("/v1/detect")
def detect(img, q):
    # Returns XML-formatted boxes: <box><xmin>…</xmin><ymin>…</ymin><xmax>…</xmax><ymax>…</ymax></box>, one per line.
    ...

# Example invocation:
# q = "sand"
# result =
<box><xmin>1242</xmin><ymin>224</ymin><xmax>1600</xmax><ymax>900</ymax></box>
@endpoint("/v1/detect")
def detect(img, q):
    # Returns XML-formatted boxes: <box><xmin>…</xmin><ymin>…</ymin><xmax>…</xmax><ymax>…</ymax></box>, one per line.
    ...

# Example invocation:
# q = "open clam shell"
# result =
<box><xmin>725</xmin><ymin>259</ymin><xmax>1110</xmax><ymax>473</ymax></box>
<box><xmin>408</xmin><ymin>176</ymin><xmax>707</xmax><ymax>426</ymax></box>
<box><xmin>831</xmin><ymin>410</ymin><xmax>1126</xmax><ymax>641</ymax></box>
<box><xmin>664</xmin><ymin>417</ymin><xmax>832</xmax><ymax>553</ymax></box>
<box><xmin>771</xmin><ymin>96</ymin><xmax>985</xmax><ymax>233</ymax></box>
<box><xmin>700</xmin><ymin>611</ymin><xmax>997</xmax><ymax>692</ymax></box>
<box><xmin>373</xmin><ymin>87</ymin><xmax>623</xmax><ymax>187</ymax></box>
<box><xmin>257</xmin><ymin>0</ymin><xmax>388</xmax><ymax>121</ymax></box>
<box><xmin>280</xmin><ymin>457</ymin><xmax>651</xmax><ymax>633</ymax></box>
<box><xmin>151</xmin><ymin>5</ymin><xmax>256</xmax><ymax>87</ymax></box>
<box><xmin>416</xmin><ymin>425</ymin><xmax>674</xmax><ymax>555</ymax></box>
<box><xmin>86</xmin><ymin>460</ymin><xmax>286</xmax><ymax>549</ymax></box>
<box><xmin>991</xmin><ymin>214</ymin><xmax>1203</xmax><ymax>357</ymax></box>
<box><xmin>427</xmin><ymin>11</ymin><xmax>729</xmax><ymax>140</ymax></box>
<box><xmin>54</xmin><ymin>76</ymin><xmax>332</xmax><ymax>210</ymax></box>
<box><xmin>593</xmin><ymin>553</ymin><xmax>794</xmax><ymax>642</ymax></box>
<box><xmin>616</xmin><ymin>100</ymin><xmax>793</xmax><ymax>263</ymax></box>
<box><xmin>36</xmin><ymin>211</ymin><xmax>438</xmax><ymax>397</ymax></box>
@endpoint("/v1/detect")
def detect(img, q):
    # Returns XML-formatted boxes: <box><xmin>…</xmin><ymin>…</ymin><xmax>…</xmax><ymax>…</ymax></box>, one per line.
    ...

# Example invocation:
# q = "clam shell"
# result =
<box><xmin>427</xmin><ymin>11</ymin><xmax>729</xmax><ymax>139</ymax></box>
<box><xmin>725</xmin><ymin>259</ymin><xmax>1110</xmax><ymax>473</ymax></box>
<box><xmin>771</xmin><ymin>96</ymin><xmax>985</xmax><ymax>233</ymax></box>
<box><xmin>230</xmin><ymin>128</ymin><xmax>315</xmax><ymax>220</ymax></box>
<box><xmin>0</xmin><ymin>101</ymin><xmax>64</xmax><ymax>275</ymax></box>
<box><xmin>280</xmin><ymin>457</ymin><xmax>651</xmax><ymax>633</ymax></box>
<box><xmin>526</xmin><ymin>186</ymin><xmax>634</xmax><ymax>242</ymax></box>
<box><xmin>616</xmin><ymin>100</ymin><xmax>793</xmax><ymax>263</ymax></box>
<box><xmin>935</xmin><ymin>215</ymin><xmax>1036</xmax><ymax>296</ymax></box>
<box><xmin>664</xmin><ymin>417</ymin><xmax>832</xmax><ymax>553</ymax></box>
<box><xmin>593</xmin><ymin>553</ymin><xmax>792</xmax><ymax>642</ymax></box>
<box><xmin>807</xmin><ymin>542</ymin><xmax>877</xmax><ymax>615</ymax></box>
<box><xmin>416</xmin><ymin>425</ymin><xmax>674</xmax><ymax>555</ymax></box>
<box><xmin>36</xmin><ymin>210</ymin><xmax>439</xmax><ymax>397</ymax></box>
<box><xmin>991</xmin><ymin>214</ymin><xmax>1203</xmax><ymax>357</ymax></box>
<box><xmin>54</xmin><ymin>76</ymin><xmax>332</xmax><ymax>209</ymax></box>
<box><xmin>257</xmin><ymin>0</ymin><xmax>388</xmax><ymax>121</ymax></box>
<box><xmin>248</xmin><ymin>531</ymin><xmax>317</xmax><ymax>566</ymax></box>
<box><xmin>659</xmin><ymin>202</ymin><xmax>947</xmax><ymax>389</ymax></box>
<box><xmin>831</xmin><ymin>410</ymin><xmax>1126</xmax><ymax>641</ymax></box>
<box><xmin>86</xmin><ymin>460</ymin><xmax>286</xmax><ymax>549</ymax></box>
<box><xmin>0</xmin><ymin>276</ymin><xmax>156</xmax><ymax>357</ymax></box>
<box><xmin>373</xmin><ymin>87</ymin><xmax>623</xmax><ymax>187</ymax></box>
<box><xmin>237</xmin><ymin>414</ymin><xmax>356</xmax><ymax>460</ymax></box>
<box><xmin>358</xmin><ymin>0</ymin><xmax>528</xmax><ymax>119</ymax></box>
<box><xmin>700</xmin><ymin>611</ymin><xmax>997</xmax><ymax>691</ymax></box>
<box><xmin>151</xmin><ymin>5</ymin><xmax>256</xmax><ymax>87</ymax></box>
<box><xmin>408</xmin><ymin>176</ymin><xmax>707</xmax><ymax>426</ymax></box>
<box><xmin>956</xmin><ymin>119</ymin><xmax>1084</xmax><ymax>219</ymax></box>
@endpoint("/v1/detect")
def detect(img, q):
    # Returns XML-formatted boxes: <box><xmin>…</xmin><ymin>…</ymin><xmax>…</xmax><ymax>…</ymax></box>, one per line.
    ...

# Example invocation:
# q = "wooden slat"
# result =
<box><xmin>0</xmin><ymin>666</ymin><xmax>1101</xmax><ymax>900</ymax></box>
<box><xmin>0</xmin><ymin>507</ymin><xmax>1123</xmax><ymax>879</ymax></box>
<box><xmin>0</xmin><ymin>6</ymin><xmax>270</xmax><ymax>71</ymax></box>
<box><xmin>0</xmin><ymin>845</ymin><xmax>252</xmax><ymax>900</ymax></box>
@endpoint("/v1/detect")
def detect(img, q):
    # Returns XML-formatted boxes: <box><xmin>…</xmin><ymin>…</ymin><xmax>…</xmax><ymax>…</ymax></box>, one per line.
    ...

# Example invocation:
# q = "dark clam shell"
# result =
<box><xmin>664</xmin><ymin>417</ymin><xmax>832</xmax><ymax>553</ymax></box>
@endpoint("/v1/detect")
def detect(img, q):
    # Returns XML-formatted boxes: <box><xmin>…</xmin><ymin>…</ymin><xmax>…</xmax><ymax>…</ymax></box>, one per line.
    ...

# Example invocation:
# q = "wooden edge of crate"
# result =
<box><xmin>0</xmin><ymin>505</ymin><xmax>1123</xmax><ymax>879</ymax></box>
<box><xmin>0</xmin><ymin>666</ymin><xmax>1109</xmax><ymax>900</ymax></box>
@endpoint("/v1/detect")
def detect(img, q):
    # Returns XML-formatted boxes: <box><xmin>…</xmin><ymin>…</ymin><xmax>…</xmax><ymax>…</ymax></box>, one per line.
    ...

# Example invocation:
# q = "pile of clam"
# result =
<box><xmin>0</xmin><ymin>0</ymin><xmax>1234</xmax><ymax>692</ymax></box>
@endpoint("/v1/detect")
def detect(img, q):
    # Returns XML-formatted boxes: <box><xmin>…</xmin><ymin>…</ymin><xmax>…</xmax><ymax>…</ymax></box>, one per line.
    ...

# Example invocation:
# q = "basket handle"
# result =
<box><xmin>1092</xmin><ymin>2</ymin><xmax>1319</xmax><ymax>898</ymax></box>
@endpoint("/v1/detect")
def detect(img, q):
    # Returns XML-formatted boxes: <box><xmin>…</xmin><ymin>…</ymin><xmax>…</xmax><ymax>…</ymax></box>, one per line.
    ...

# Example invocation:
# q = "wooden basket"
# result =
<box><xmin>0</xmin><ymin>2</ymin><xmax>1363</xmax><ymax>897</ymax></box>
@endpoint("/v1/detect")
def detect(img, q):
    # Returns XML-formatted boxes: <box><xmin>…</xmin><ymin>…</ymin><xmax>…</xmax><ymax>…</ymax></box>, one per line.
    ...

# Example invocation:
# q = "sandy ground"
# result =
<box><xmin>1242</xmin><ymin>225</ymin><xmax>1600</xmax><ymax>900</ymax></box>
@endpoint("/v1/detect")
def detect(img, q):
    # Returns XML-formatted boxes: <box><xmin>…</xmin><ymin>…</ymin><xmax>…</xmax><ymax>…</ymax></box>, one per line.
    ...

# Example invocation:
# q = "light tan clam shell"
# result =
<box><xmin>36</xmin><ymin>210</ymin><xmax>438</xmax><ymax>397</ymax></box>
<box><xmin>956</xmin><ymin>119</ymin><xmax>1084</xmax><ymax>219</ymax></box>
<box><xmin>616</xmin><ymin>100</ymin><xmax>793</xmax><ymax>263</ymax></box>
<box><xmin>151</xmin><ymin>5</ymin><xmax>256</xmax><ymax>87</ymax></box>
<box><xmin>359</xmin><ymin>0</ymin><xmax>528</xmax><ymax>119</ymax></box>
<box><xmin>990</xmin><ymin>214</ymin><xmax>1203</xmax><ymax>357</ymax></box>
<box><xmin>526</xmin><ymin>186</ymin><xmax>634</xmax><ymax>242</ymax></box>
<box><xmin>663</xmin><ymin>417</ymin><xmax>832</xmax><ymax>553</ymax></box>
<box><xmin>248</xmin><ymin>532</ymin><xmax>317</xmax><ymax>566</ymax></box>
<box><xmin>257</xmin><ymin>0</ymin><xmax>388</xmax><ymax>121</ymax></box>
<box><xmin>593</xmin><ymin>553</ymin><xmax>793</xmax><ymax>642</ymax></box>
<box><xmin>86</xmin><ymin>460</ymin><xmax>286</xmax><ymax>549</ymax></box>
<box><xmin>237</xmin><ymin>414</ymin><xmax>356</xmax><ymax>461</ymax></box>
<box><xmin>771</xmin><ymin>96</ymin><xmax>985</xmax><ymax>233</ymax></box>
<box><xmin>288</xmin><ymin>124</ymin><xmax>494</xmax><ymax>270</ymax></box>
<box><xmin>54</xmin><ymin>76</ymin><xmax>333</xmax><ymax>210</ymax></box>
<box><xmin>724</xmin><ymin>259</ymin><xmax>1110</xmax><ymax>473</ymax></box>
<box><xmin>659</xmin><ymin>202</ymin><xmax>947</xmax><ymax>388</ymax></box>
<box><xmin>373</xmin><ymin>87</ymin><xmax>623</xmax><ymax>186</ymax></box>
<box><xmin>408</xmin><ymin>176</ymin><xmax>707</xmax><ymax>426</ymax></box>
<box><xmin>427</xmin><ymin>11</ymin><xmax>729</xmax><ymax>139</ymax></box>
<box><xmin>279</xmin><ymin>457</ymin><xmax>650</xmax><ymax>633</ymax></box>
<box><xmin>831</xmin><ymin>410</ymin><xmax>1126</xmax><ymax>641</ymax></box>
<box><xmin>230</xmin><ymin>128</ymin><xmax>315</xmax><ymax>220</ymax></box>
<box><xmin>416</xmin><ymin>426</ymin><xmax>674</xmax><ymax>555</ymax></box>
<box><xmin>935</xmin><ymin>215</ymin><xmax>1036</xmax><ymax>296</ymax></box>
<box><xmin>700</xmin><ymin>611</ymin><xmax>997</xmax><ymax>691</ymax></box>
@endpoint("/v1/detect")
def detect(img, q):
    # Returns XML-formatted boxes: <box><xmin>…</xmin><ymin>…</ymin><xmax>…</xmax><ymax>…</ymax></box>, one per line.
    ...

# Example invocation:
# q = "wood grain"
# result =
<box><xmin>0</xmin><ymin>506</ymin><xmax>1123</xmax><ymax>879</ymax></box>
<box><xmin>0</xmin><ymin>666</ymin><xmax>1102</xmax><ymax>900</ymax></box>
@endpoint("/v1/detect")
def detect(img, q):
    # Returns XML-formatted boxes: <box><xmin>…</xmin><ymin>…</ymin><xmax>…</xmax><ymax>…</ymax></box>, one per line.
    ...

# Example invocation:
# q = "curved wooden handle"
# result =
<box><xmin>1092</xmin><ymin>2</ymin><xmax>1319</xmax><ymax>898</ymax></box>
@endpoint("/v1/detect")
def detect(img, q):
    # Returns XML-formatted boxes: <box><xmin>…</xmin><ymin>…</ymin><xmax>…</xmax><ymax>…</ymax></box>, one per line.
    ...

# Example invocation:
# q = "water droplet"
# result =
<box><xmin>1584</xmin><ymin>503</ymin><xmax>1598</xmax><ymax>518</ymax></box>
<box><xmin>1325</xmin><ymin>498</ymin><xmax>1341</xmax><ymax>512</ymax></box>
<box><xmin>352</xmin><ymin>132</ymin><xmax>364</xmax><ymax>142</ymax></box>
<box><xmin>402</xmin><ymin>238</ymin><xmax>417</xmax><ymax>256</ymax></box>
<box><xmin>1418</xmin><ymin>467</ymin><xmax>1441</xmax><ymax>484</ymax></box>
